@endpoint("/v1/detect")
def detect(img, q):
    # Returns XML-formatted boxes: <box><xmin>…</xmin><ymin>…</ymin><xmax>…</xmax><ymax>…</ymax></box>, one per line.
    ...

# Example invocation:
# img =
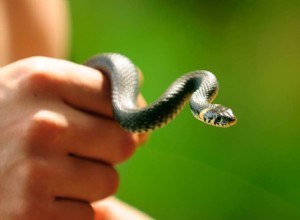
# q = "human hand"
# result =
<box><xmin>0</xmin><ymin>57</ymin><xmax>148</xmax><ymax>220</ymax></box>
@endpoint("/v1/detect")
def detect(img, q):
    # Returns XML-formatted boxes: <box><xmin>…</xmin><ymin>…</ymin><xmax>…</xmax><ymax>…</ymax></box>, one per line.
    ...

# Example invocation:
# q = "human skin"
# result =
<box><xmin>0</xmin><ymin>0</ymin><xmax>151</xmax><ymax>219</ymax></box>
<box><xmin>0</xmin><ymin>57</ymin><xmax>150</xmax><ymax>220</ymax></box>
<box><xmin>0</xmin><ymin>0</ymin><xmax>69</xmax><ymax>64</ymax></box>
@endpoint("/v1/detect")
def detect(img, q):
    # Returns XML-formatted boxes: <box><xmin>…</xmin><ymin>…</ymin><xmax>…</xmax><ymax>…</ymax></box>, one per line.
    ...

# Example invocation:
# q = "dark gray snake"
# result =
<box><xmin>85</xmin><ymin>53</ymin><xmax>237</xmax><ymax>133</ymax></box>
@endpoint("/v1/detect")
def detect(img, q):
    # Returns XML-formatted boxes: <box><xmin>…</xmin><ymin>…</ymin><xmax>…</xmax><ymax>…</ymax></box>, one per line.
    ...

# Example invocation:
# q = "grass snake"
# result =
<box><xmin>85</xmin><ymin>53</ymin><xmax>237</xmax><ymax>133</ymax></box>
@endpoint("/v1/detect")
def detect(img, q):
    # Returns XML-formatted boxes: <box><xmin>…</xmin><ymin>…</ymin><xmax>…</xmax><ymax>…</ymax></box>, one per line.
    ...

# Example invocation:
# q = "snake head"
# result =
<box><xmin>199</xmin><ymin>104</ymin><xmax>237</xmax><ymax>127</ymax></box>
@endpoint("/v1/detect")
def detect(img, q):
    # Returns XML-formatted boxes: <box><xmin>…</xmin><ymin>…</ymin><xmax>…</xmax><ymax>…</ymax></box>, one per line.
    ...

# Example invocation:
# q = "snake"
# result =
<box><xmin>85</xmin><ymin>53</ymin><xmax>237</xmax><ymax>133</ymax></box>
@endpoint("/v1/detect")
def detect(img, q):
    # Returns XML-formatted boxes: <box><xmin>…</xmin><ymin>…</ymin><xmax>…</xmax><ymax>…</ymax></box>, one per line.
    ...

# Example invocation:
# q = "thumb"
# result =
<box><xmin>92</xmin><ymin>197</ymin><xmax>153</xmax><ymax>220</ymax></box>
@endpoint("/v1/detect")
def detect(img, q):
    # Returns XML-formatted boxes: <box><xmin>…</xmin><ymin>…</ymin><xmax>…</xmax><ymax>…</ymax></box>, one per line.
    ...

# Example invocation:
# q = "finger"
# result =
<box><xmin>13</xmin><ymin>57</ymin><xmax>149</xmax><ymax>148</ymax></box>
<box><xmin>8</xmin><ymin>57</ymin><xmax>113</xmax><ymax>117</ymax></box>
<box><xmin>27</xmin><ymin>103</ymin><xmax>139</xmax><ymax>164</ymax></box>
<box><xmin>12</xmin><ymin>156</ymin><xmax>96</xmax><ymax>220</ymax></box>
<box><xmin>136</xmin><ymin>94</ymin><xmax>150</xmax><ymax>145</ymax></box>
<box><xmin>61</xmin><ymin>101</ymin><xmax>139</xmax><ymax>164</ymax></box>
<box><xmin>53</xmin><ymin>200</ymin><xmax>94</xmax><ymax>220</ymax></box>
<box><xmin>92</xmin><ymin>197</ymin><xmax>154</xmax><ymax>220</ymax></box>
<box><xmin>66</xmin><ymin>113</ymin><xmax>139</xmax><ymax>164</ymax></box>
<box><xmin>49</xmin><ymin>155</ymin><xmax>119</xmax><ymax>203</ymax></box>
<box><xmin>136</xmin><ymin>66</ymin><xmax>144</xmax><ymax>86</ymax></box>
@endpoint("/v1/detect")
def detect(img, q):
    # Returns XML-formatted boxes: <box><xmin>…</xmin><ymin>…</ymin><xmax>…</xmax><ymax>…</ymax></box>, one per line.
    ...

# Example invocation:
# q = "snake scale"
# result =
<box><xmin>85</xmin><ymin>53</ymin><xmax>237</xmax><ymax>133</ymax></box>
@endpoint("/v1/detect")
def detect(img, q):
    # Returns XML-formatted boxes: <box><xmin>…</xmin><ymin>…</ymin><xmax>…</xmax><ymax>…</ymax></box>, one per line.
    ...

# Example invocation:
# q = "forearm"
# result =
<box><xmin>0</xmin><ymin>0</ymin><xmax>69</xmax><ymax>65</ymax></box>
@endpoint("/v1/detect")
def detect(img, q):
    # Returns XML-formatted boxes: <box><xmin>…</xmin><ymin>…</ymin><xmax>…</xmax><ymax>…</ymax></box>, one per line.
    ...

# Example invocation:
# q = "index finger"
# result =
<box><xmin>4</xmin><ymin>57</ymin><xmax>113</xmax><ymax>117</ymax></box>
<box><xmin>5</xmin><ymin>56</ymin><xmax>150</xmax><ymax>141</ymax></box>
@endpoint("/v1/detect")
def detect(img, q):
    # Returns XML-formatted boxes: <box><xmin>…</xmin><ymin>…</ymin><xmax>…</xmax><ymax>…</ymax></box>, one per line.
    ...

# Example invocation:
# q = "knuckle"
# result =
<box><xmin>24</xmin><ymin>110</ymin><xmax>68</xmax><ymax>146</ymax></box>
<box><xmin>18</xmin><ymin>158</ymin><xmax>49</xmax><ymax>183</ymax></box>
<box><xmin>12</xmin><ymin>204</ymin><xmax>38</xmax><ymax>220</ymax></box>
<box><xmin>5</xmin><ymin>163</ymin><xmax>43</xmax><ymax>220</ymax></box>
<box><xmin>22</xmin><ymin>72</ymin><xmax>52</xmax><ymax>92</ymax></box>
<box><xmin>23</xmin><ymin>56</ymin><xmax>50</xmax><ymax>66</ymax></box>
<box><xmin>19</xmin><ymin>57</ymin><xmax>59</xmax><ymax>92</ymax></box>
<box><xmin>11</xmin><ymin>197</ymin><xmax>51</xmax><ymax>220</ymax></box>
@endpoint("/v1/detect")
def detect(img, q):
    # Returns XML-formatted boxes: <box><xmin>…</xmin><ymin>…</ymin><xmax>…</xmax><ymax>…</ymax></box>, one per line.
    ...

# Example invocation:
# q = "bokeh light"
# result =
<box><xmin>70</xmin><ymin>1</ymin><xmax>300</xmax><ymax>219</ymax></box>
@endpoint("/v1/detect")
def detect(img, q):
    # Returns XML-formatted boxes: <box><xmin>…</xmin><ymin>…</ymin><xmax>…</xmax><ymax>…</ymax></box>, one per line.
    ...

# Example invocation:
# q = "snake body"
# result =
<box><xmin>85</xmin><ymin>53</ymin><xmax>237</xmax><ymax>133</ymax></box>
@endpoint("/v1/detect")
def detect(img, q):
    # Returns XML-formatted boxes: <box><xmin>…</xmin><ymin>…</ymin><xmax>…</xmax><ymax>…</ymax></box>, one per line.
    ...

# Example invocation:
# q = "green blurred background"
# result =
<box><xmin>70</xmin><ymin>1</ymin><xmax>300</xmax><ymax>219</ymax></box>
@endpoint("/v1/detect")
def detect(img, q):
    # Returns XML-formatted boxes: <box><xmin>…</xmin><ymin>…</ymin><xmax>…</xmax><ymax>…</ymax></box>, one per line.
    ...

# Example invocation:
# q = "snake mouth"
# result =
<box><xmin>219</xmin><ymin>115</ymin><xmax>237</xmax><ymax>127</ymax></box>
<box><xmin>199</xmin><ymin>106</ymin><xmax>237</xmax><ymax>127</ymax></box>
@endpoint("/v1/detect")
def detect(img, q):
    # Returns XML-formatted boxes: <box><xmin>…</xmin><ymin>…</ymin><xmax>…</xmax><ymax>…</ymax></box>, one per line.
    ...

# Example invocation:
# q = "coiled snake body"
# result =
<box><xmin>85</xmin><ymin>53</ymin><xmax>237</xmax><ymax>133</ymax></box>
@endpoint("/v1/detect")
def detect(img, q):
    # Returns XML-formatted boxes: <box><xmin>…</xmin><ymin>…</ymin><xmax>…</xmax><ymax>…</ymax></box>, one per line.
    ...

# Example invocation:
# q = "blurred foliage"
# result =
<box><xmin>70</xmin><ymin>0</ymin><xmax>300</xmax><ymax>219</ymax></box>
